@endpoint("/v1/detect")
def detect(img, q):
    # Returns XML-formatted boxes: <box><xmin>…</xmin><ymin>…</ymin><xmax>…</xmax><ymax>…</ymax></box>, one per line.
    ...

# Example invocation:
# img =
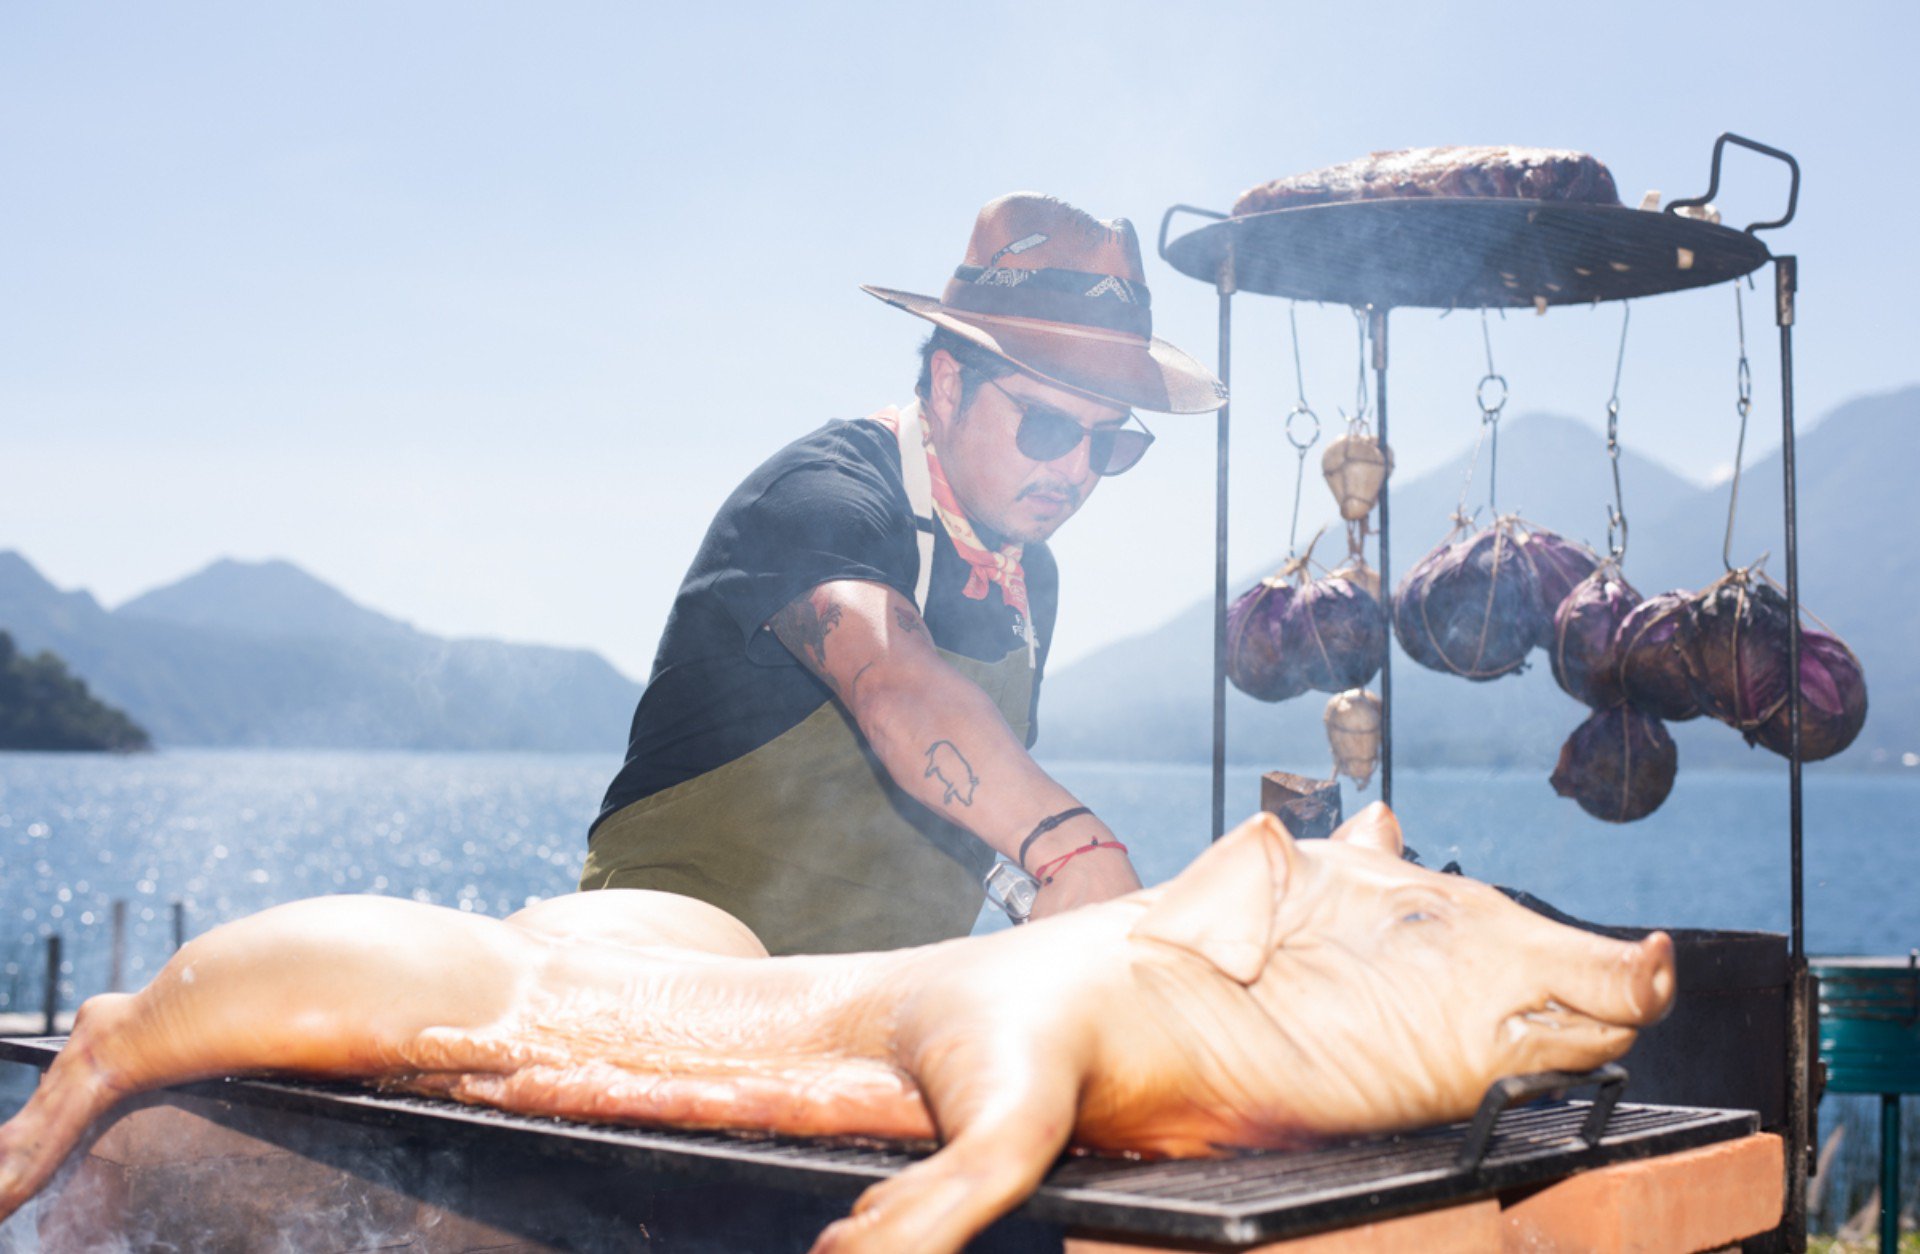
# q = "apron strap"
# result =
<box><xmin>889</xmin><ymin>403</ymin><xmax>938</xmax><ymax>612</ymax></box>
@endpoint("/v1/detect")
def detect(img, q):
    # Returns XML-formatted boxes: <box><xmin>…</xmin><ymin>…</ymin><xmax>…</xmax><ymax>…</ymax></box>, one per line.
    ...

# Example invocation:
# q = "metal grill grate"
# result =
<box><xmin>1159</xmin><ymin>199</ymin><xmax>1770</xmax><ymax>310</ymax></box>
<box><xmin>0</xmin><ymin>1036</ymin><xmax>1756</xmax><ymax>1243</ymax></box>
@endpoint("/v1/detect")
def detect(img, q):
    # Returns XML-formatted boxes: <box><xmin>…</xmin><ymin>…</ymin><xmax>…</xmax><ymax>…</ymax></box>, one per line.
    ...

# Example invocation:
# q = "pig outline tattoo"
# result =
<box><xmin>922</xmin><ymin>740</ymin><xmax>977</xmax><ymax>806</ymax></box>
<box><xmin>0</xmin><ymin>805</ymin><xmax>1675</xmax><ymax>1254</ymax></box>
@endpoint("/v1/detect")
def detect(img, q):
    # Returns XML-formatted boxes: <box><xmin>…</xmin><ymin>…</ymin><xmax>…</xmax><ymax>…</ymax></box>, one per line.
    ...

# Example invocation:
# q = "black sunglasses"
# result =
<box><xmin>979</xmin><ymin>378</ymin><xmax>1156</xmax><ymax>476</ymax></box>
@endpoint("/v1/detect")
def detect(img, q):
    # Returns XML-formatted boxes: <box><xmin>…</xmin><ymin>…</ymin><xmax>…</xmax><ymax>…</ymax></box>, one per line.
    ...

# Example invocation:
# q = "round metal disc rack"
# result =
<box><xmin>1158</xmin><ymin>133</ymin><xmax>1813</xmax><ymax>1242</ymax></box>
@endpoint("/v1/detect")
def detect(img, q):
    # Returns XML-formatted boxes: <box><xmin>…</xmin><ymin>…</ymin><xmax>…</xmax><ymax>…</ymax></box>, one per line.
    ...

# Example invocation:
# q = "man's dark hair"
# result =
<box><xmin>915</xmin><ymin>327</ymin><xmax>1017</xmax><ymax>405</ymax></box>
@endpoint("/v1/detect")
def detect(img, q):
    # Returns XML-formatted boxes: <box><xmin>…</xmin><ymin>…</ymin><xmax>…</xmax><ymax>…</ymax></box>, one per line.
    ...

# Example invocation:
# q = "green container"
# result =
<box><xmin>1812</xmin><ymin>955</ymin><xmax>1920</xmax><ymax>1095</ymax></box>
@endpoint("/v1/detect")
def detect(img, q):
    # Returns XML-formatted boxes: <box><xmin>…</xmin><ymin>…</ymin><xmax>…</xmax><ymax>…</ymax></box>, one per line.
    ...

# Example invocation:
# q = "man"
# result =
<box><xmin>583</xmin><ymin>193</ymin><xmax>1226</xmax><ymax>954</ymax></box>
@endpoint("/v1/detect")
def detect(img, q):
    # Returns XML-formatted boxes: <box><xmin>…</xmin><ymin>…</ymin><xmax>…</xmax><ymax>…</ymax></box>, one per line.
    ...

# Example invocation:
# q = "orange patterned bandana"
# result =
<box><xmin>869</xmin><ymin>405</ymin><xmax>1030</xmax><ymax>620</ymax></box>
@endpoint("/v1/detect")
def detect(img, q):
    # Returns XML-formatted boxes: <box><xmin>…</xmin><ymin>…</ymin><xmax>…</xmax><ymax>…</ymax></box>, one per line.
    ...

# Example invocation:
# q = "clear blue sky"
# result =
<box><xmin>4</xmin><ymin>2</ymin><xmax>1913</xmax><ymax>679</ymax></box>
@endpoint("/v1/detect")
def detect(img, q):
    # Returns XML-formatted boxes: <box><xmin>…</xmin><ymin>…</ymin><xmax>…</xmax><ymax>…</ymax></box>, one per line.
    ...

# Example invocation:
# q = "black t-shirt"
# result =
<box><xmin>593</xmin><ymin>418</ymin><xmax>1058</xmax><ymax>835</ymax></box>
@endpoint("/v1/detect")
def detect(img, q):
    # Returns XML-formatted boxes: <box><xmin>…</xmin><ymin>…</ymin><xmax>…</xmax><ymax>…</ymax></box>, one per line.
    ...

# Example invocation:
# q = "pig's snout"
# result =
<box><xmin>1634</xmin><ymin>931</ymin><xmax>1677</xmax><ymax>1025</ymax></box>
<box><xmin>1552</xmin><ymin>929</ymin><xmax>1677</xmax><ymax>1029</ymax></box>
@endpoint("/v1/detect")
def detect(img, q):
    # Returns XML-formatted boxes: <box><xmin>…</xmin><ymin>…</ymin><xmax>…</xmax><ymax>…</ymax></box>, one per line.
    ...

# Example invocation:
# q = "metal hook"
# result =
<box><xmin>1723</xmin><ymin>283</ymin><xmax>1753</xmax><ymax>571</ymax></box>
<box><xmin>1283</xmin><ymin>412</ymin><xmax>1319</xmax><ymax>558</ymax></box>
<box><xmin>1604</xmin><ymin>304</ymin><xmax>1631</xmax><ymax>561</ymax></box>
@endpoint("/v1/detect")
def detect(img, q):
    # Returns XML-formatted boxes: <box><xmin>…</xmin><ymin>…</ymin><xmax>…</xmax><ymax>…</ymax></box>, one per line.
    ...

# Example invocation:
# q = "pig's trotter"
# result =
<box><xmin>811</xmin><ymin>1027</ymin><xmax>1081</xmax><ymax>1254</ymax></box>
<box><xmin>0</xmin><ymin>993</ymin><xmax>137</xmax><ymax>1223</ymax></box>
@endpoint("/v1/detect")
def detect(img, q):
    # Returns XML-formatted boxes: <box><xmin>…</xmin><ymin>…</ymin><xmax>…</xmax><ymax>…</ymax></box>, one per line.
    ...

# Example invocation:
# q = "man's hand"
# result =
<box><xmin>769</xmin><ymin>579</ymin><xmax>1140</xmax><ymax>910</ymax></box>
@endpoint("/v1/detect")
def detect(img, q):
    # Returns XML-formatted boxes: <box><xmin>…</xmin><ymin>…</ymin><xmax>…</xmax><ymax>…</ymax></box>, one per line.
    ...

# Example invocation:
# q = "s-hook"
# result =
<box><xmin>1605</xmin><ymin>304</ymin><xmax>1632</xmax><ymax>562</ymax></box>
<box><xmin>1284</xmin><ymin>303</ymin><xmax>1322</xmax><ymax>555</ymax></box>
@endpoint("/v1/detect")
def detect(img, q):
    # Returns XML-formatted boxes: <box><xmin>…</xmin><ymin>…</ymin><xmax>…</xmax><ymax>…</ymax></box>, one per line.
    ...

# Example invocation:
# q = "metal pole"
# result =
<box><xmin>109</xmin><ymin>899</ymin><xmax>127</xmax><ymax>993</ymax></box>
<box><xmin>41</xmin><ymin>935</ymin><xmax>60</xmax><ymax>1036</ymax></box>
<box><xmin>1369</xmin><ymin>307</ymin><xmax>1393</xmax><ymax>807</ymax></box>
<box><xmin>1881</xmin><ymin>1094</ymin><xmax>1901</xmax><ymax>1254</ymax></box>
<box><xmin>1777</xmin><ymin>255</ymin><xmax>1804</xmax><ymax>959</ymax></box>
<box><xmin>1776</xmin><ymin>254</ymin><xmax>1811</xmax><ymax>1252</ymax></box>
<box><xmin>172</xmin><ymin>901</ymin><xmax>186</xmax><ymax>951</ymax></box>
<box><xmin>1212</xmin><ymin>285</ymin><xmax>1234</xmax><ymax>840</ymax></box>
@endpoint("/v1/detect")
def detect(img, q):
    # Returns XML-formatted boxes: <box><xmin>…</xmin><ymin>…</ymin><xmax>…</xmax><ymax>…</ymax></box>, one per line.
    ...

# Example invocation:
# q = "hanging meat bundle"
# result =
<box><xmin>1550</xmin><ymin>705</ymin><xmax>1678</xmax><ymax>823</ymax></box>
<box><xmin>1293</xmin><ymin>573</ymin><xmax>1389</xmax><ymax>692</ymax></box>
<box><xmin>1684</xmin><ymin>567</ymin><xmax>1793</xmax><ymax>732</ymax></box>
<box><xmin>1512</xmin><ymin>524</ymin><xmax>1604</xmax><ymax>650</ymax></box>
<box><xmin>1227</xmin><ymin>559</ymin><xmax>1387</xmax><ymax>703</ymax></box>
<box><xmin>1681</xmin><ymin>565</ymin><xmax>1868</xmax><ymax>762</ymax></box>
<box><xmin>1550</xmin><ymin>561</ymin><xmax>1641</xmax><ymax>709</ymax></box>
<box><xmin>1325</xmin><ymin>688</ymin><xmax>1383</xmax><ymax>789</ymax></box>
<box><xmin>1393</xmin><ymin>517</ymin><xmax>1542</xmax><ymax>681</ymax></box>
<box><xmin>1322</xmin><ymin>432</ymin><xmax>1393</xmax><ymax>521</ymax></box>
<box><xmin>1226</xmin><ymin>577</ymin><xmax>1305</xmax><ymax>703</ymax></box>
<box><xmin>1614</xmin><ymin>592</ymin><xmax>1704</xmax><ymax>721</ymax></box>
<box><xmin>1747</xmin><ymin>629</ymin><xmax>1868</xmax><ymax>762</ymax></box>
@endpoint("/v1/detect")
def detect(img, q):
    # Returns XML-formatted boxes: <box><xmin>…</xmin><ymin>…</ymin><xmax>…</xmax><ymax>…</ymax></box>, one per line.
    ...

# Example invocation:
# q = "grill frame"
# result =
<box><xmin>0</xmin><ymin>1036</ymin><xmax>1756</xmax><ymax>1244</ymax></box>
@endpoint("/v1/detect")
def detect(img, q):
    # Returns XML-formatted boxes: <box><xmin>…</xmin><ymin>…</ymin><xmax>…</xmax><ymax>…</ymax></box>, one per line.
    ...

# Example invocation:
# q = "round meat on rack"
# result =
<box><xmin>1233</xmin><ymin>146</ymin><xmax>1621</xmax><ymax>216</ymax></box>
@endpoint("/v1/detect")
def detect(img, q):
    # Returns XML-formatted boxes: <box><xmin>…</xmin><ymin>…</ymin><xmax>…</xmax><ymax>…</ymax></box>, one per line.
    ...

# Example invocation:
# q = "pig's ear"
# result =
<box><xmin>1128</xmin><ymin>812</ymin><xmax>1298</xmax><ymax>984</ymax></box>
<box><xmin>1330</xmin><ymin>802</ymin><xmax>1404</xmax><ymax>857</ymax></box>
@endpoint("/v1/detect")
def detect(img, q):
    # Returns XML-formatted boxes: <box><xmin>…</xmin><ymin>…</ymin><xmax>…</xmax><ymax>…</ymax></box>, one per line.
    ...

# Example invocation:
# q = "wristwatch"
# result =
<box><xmin>983</xmin><ymin>860</ymin><xmax>1041</xmax><ymax>925</ymax></box>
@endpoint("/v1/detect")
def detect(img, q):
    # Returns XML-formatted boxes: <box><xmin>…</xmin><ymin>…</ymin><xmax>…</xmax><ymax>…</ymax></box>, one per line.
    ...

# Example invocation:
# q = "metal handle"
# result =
<box><xmin>1667</xmin><ymin>132</ymin><xmax>1800</xmax><ymax>237</ymax></box>
<box><xmin>1157</xmin><ymin>203</ymin><xmax>1228</xmax><ymax>263</ymax></box>
<box><xmin>1455</xmin><ymin>1063</ymin><xmax>1629</xmax><ymax>1172</ymax></box>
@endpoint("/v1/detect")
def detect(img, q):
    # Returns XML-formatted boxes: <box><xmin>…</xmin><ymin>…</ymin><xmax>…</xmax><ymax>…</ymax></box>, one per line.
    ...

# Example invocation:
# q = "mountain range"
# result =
<box><xmin>0</xmin><ymin>554</ymin><xmax>640</xmax><ymax>751</ymax></box>
<box><xmin>2</xmin><ymin>385</ymin><xmax>1911</xmax><ymax>764</ymax></box>
<box><xmin>1039</xmin><ymin>385</ymin><xmax>1920</xmax><ymax>773</ymax></box>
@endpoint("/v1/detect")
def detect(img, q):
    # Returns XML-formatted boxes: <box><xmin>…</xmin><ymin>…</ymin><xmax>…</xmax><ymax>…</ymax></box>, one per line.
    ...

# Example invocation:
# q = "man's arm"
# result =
<box><xmin>769</xmin><ymin>579</ymin><xmax>1138</xmax><ymax>918</ymax></box>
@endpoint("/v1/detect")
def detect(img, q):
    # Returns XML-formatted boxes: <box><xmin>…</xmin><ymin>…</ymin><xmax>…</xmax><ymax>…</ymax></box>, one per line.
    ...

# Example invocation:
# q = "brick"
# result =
<box><xmin>1500</xmin><ymin>1133</ymin><xmax>1783</xmax><ymax>1253</ymax></box>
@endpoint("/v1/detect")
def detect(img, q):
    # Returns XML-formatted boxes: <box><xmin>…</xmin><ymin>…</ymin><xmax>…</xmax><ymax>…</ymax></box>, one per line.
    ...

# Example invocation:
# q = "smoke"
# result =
<box><xmin>9</xmin><ymin>1089</ymin><xmax>657</xmax><ymax>1253</ymax></box>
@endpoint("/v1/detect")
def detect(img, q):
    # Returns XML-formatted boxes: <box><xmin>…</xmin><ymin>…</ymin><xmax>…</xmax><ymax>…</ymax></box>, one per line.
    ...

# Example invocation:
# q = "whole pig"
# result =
<box><xmin>0</xmin><ymin>805</ymin><xmax>1673</xmax><ymax>1253</ymax></box>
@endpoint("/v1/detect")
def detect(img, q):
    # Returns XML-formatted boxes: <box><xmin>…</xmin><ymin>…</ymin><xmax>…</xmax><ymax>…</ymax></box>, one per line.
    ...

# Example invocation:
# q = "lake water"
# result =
<box><xmin>0</xmin><ymin>749</ymin><xmax>1914</xmax><ymax>1230</ymax></box>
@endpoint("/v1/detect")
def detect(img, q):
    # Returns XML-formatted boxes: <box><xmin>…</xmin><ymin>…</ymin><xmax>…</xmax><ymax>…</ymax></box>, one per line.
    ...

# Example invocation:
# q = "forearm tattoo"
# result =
<box><xmin>894</xmin><ymin>605</ymin><xmax>926</xmax><ymax>636</ymax></box>
<box><xmin>923</xmin><ymin>740</ymin><xmax>979</xmax><ymax>807</ymax></box>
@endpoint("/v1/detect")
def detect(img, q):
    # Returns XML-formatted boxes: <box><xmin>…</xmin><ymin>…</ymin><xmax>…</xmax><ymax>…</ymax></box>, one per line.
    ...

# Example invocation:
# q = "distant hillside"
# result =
<box><xmin>1039</xmin><ymin>389</ymin><xmax>1916</xmax><ymax>773</ymax></box>
<box><xmin>0</xmin><ymin>554</ymin><xmax>641</xmax><ymax>751</ymax></box>
<box><xmin>0</xmin><ymin>631</ymin><xmax>150</xmax><ymax>752</ymax></box>
<box><xmin>118</xmin><ymin>557</ymin><xmax>415</xmax><ymax>643</ymax></box>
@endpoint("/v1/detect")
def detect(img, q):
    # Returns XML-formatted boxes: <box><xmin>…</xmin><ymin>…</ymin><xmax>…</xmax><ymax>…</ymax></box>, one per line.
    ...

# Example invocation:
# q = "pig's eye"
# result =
<box><xmin>1399</xmin><ymin>910</ymin><xmax>1435</xmax><ymax>925</ymax></box>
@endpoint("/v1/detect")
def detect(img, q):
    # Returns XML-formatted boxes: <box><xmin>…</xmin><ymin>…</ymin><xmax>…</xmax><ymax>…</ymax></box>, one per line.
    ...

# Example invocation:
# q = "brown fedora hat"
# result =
<box><xmin>863</xmin><ymin>192</ymin><xmax>1227</xmax><ymax>414</ymax></box>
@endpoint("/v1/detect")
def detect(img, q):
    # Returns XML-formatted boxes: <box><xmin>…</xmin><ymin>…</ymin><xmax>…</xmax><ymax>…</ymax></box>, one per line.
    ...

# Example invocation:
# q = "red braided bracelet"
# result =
<box><xmin>1034</xmin><ymin>838</ymin><xmax>1129</xmax><ymax>885</ymax></box>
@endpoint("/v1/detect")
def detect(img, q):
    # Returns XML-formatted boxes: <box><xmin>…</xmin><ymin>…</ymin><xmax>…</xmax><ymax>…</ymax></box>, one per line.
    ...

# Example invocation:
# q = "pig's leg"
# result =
<box><xmin>809</xmin><ymin>1021</ymin><xmax>1088</xmax><ymax>1254</ymax></box>
<box><xmin>504</xmin><ymin>889</ymin><xmax>769</xmax><ymax>958</ymax></box>
<box><xmin>0</xmin><ymin>896</ymin><xmax>538</xmax><ymax>1221</ymax></box>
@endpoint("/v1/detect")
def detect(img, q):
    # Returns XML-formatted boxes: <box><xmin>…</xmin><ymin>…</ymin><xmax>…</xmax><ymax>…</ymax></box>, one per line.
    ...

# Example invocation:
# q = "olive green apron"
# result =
<box><xmin>581</xmin><ymin>406</ymin><xmax>1036</xmax><ymax>955</ymax></box>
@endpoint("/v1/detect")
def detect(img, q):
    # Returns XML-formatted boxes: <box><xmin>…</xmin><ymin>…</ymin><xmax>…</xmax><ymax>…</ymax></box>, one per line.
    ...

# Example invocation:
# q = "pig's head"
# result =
<box><xmin>1116</xmin><ymin>804</ymin><xmax>1674</xmax><ymax>1149</ymax></box>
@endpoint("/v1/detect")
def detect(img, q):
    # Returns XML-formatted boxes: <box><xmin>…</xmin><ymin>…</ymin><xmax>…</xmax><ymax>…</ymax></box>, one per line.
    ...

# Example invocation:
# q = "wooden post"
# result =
<box><xmin>1260</xmin><ymin>771</ymin><xmax>1343</xmax><ymax>840</ymax></box>
<box><xmin>42</xmin><ymin>934</ymin><xmax>61</xmax><ymax>1036</ymax></box>
<box><xmin>109</xmin><ymin>899</ymin><xmax>127</xmax><ymax>992</ymax></box>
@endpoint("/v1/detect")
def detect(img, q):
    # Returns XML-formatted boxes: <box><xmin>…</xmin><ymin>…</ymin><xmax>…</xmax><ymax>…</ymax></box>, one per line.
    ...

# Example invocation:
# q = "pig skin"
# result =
<box><xmin>0</xmin><ymin>805</ymin><xmax>1673</xmax><ymax>1254</ymax></box>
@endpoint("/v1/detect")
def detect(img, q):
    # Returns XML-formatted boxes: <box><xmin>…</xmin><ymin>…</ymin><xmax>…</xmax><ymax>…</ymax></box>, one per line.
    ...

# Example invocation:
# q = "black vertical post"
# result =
<box><xmin>41</xmin><ymin>935</ymin><xmax>60</xmax><ymax>1036</ymax></box>
<box><xmin>1881</xmin><ymin>1094</ymin><xmax>1901</xmax><ymax>1254</ymax></box>
<box><xmin>109</xmin><ymin>899</ymin><xmax>127</xmax><ymax>993</ymax></box>
<box><xmin>1370</xmin><ymin>307</ymin><xmax>1393</xmax><ymax>807</ymax></box>
<box><xmin>1212</xmin><ymin>285</ymin><xmax>1234</xmax><ymax>840</ymax></box>
<box><xmin>1777</xmin><ymin>255</ymin><xmax>1803</xmax><ymax>960</ymax></box>
<box><xmin>172</xmin><ymin>901</ymin><xmax>186</xmax><ymax>951</ymax></box>
<box><xmin>1777</xmin><ymin>254</ymin><xmax>1810</xmax><ymax>1252</ymax></box>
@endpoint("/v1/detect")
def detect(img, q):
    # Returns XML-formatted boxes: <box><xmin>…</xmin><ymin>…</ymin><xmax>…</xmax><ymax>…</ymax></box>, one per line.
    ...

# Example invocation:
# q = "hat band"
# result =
<box><xmin>942</xmin><ymin>265</ymin><xmax>1152</xmax><ymax>339</ymax></box>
